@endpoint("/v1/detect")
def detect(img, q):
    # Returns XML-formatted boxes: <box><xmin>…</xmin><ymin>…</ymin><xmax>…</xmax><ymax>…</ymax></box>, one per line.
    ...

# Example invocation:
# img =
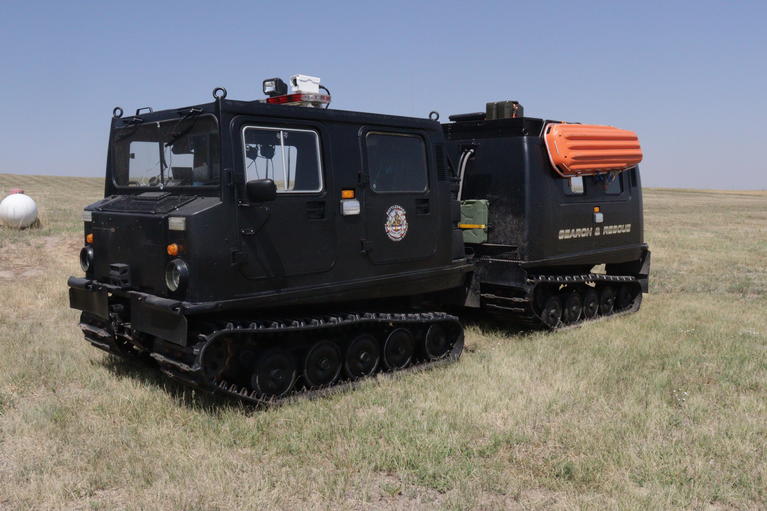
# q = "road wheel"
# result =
<box><xmin>582</xmin><ymin>287</ymin><xmax>599</xmax><ymax>319</ymax></box>
<box><xmin>562</xmin><ymin>289</ymin><xmax>583</xmax><ymax>324</ymax></box>
<box><xmin>422</xmin><ymin>324</ymin><xmax>451</xmax><ymax>361</ymax></box>
<box><xmin>540</xmin><ymin>294</ymin><xmax>563</xmax><ymax>328</ymax></box>
<box><xmin>383</xmin><ymin>328</ymin><xmax>415</xmax><ymax>370</ymax></box>
<box><xmin>202</xmin><ymin>337</ymin><xmax>234</xmax><ymax>379</ymax></box>
<box><xmin>599</xmin><ymin>285</ymin><xmax>616</xmax><ymax>316</ymax></box>
<box><xmin>617</xmin><ymin>283</ymin><xmax>639</xmax><ymax>311</ymax></box>
<box><xmin>303</xmin><ymin>340</ymin><xmax>342</xmax><ymax>388</ymax></box>
<box><xmin>344</xmin><ymin>334</ymin><xmax>380</xmax><ymax>379</ymax></box>
<box><xmin>251</xmin><ymin>348</ymin><xmax>296</xmax><ymax>398</ymax></box>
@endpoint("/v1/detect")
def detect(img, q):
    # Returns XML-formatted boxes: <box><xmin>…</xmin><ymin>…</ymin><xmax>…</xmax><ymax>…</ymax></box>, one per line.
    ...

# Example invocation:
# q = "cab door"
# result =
<box><xmin>237</xmin><ymin>123</ymin><xmax>335</xmax><ymax>280</ymax></box>
<box><xmin>361</xmin><ymin>130</ymin><xmax>437</xmax><ymax>264</ymax></box>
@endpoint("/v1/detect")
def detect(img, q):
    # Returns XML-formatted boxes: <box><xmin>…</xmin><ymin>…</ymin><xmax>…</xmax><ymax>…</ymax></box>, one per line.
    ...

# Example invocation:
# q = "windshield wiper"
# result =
<box><xmin>114</xmin><ymin>118</ymin><xmax>146</xmax><ymax>142</ymax></box>
<box><xmin>164</xmin><ymin>108</ymin><xmax>203</xmax><ymax>148</ymax></box>
<box><xmin>158</xmin><ymin>140</ymin><xmax>168</xmax><ymax>188</ymax></box>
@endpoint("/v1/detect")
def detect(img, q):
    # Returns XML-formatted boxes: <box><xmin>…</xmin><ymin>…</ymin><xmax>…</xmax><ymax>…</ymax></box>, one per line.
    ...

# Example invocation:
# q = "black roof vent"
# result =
<box><xmin>448</xmin><ymin>112</ymin><xmax>486</xmax><ymax>122</ymax></box>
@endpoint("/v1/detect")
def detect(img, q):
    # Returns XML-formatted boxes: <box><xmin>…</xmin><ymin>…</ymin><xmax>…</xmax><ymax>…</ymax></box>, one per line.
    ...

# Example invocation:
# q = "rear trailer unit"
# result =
<box><xmin>445</xmin><ymin>101</ymin><xmax>650</xmax><ymax>328</ymax></box>
<box><xmin>68</xmin><ymin>81</ymin><xmax>649</xmax><ymax>404</ymax></box>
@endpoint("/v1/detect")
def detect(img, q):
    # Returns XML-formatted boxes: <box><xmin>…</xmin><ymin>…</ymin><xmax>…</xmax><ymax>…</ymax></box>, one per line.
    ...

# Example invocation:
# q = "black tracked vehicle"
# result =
<box><xmin>69</xmin><ymin>75</ymin><xmax>650</xmax><ymax>403</ymax></box>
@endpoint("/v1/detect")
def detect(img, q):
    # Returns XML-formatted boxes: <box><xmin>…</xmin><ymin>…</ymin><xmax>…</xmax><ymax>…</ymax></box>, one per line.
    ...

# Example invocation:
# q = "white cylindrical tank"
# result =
<box><xmin>0</xmin><ymin>192</ymin><xmax>39</xmax><ymax>229</ymax></box>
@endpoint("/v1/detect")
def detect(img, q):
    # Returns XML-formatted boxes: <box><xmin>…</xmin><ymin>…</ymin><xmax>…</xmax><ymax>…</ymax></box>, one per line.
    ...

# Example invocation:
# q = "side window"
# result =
<box><xmin>366</xmin><ymin>132</ymin><xmax>428</xmax><ymax>193</ymax></box>
<box><xmin>564</xmin><ymin>176</ymin><xmax>585</xmax><ymax>195</ymax></box>
<box><xmin>242</xmin><ymin>126</ymin><xmax>322</xmax><ymax>192</ymax></box>
<box><xmin>603</xmin><ymin>173</ymin><xmax>623</xmax><ymax>195</ymax></box>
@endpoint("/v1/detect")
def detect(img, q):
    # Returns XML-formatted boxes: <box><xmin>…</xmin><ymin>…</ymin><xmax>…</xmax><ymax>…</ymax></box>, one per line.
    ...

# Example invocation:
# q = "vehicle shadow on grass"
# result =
<box><xmin>93</xmin><ymin>315</ymin><xmax>539</xmax><ymax>411</ymax></box>
<box><xmin>96</xmin><ymin>351</ymin><xmax>375</xmax><ymax>412</ymax></box>
<box><xmin>96</xmin><ymin>354</ymin><xmax>253</xmax><ymax>412</ymax></box>
<box><xmin>459</xmin><ymin>309</ymin><xmax>542</xmax><ymax>338</ymax></box>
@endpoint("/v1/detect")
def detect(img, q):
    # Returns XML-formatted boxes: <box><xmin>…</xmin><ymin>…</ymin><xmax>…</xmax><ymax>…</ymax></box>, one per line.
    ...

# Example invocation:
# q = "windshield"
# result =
<box><xmin>111</xmin><ymin>114</ymin><xmax>220</xmax><ymax>188</ymax></box>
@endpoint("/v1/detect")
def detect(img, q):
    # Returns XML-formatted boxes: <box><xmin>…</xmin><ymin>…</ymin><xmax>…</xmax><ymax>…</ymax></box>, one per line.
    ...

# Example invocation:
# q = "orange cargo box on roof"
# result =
<box><xmin>544</xmin><ymin>123</ymin><xmax>643</xmax><ymax>177</ymax></box>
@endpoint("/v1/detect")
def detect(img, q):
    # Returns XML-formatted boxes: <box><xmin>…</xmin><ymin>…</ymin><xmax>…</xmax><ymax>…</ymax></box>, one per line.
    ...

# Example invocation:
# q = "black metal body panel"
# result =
<box><xmin>444</xmin><ymin>116</ymin><xmax>645</xmax><ymax>272</ymax></box>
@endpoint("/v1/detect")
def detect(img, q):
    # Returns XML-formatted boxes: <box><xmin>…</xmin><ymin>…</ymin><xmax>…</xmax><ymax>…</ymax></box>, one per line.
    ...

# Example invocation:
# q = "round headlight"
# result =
<box><xmin>165</xmin><ymin>259</ymin><xmax>189</xmax><ymax>292</ymax></box>
<box><xmin>79</xmin><ymin>246</ymin><xmax>94</xmax><ymax>272</ymax></box>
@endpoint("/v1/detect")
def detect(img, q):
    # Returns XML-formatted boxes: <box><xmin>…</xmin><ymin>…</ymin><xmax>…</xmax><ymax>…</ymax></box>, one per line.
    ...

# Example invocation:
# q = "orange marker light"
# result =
<box><xmin>341</xmin><ymin>189</ymin><xmax>355</xmax><ymax>199</ymax></box>
<box><xmin>85</xmin><ymin>233</ymin><xmax>94</xmax><ymax>244</ymax></box>
<box><xmin>167</xmin><ymin>243</ymin><xmax>179</xmax><ymax>256</ymax></box>
<box><xmin>593</xmin><ymin>206</ymin><xmax>600</xmax><ymax>213</ymax></box>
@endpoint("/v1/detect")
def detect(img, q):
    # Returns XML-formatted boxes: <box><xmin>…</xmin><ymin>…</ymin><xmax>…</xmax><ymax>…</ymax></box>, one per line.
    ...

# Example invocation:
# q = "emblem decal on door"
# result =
<box><xmin>384</xmin><ymin>205</ymin><xmax>408</xmax><ymax>241</ymax></box>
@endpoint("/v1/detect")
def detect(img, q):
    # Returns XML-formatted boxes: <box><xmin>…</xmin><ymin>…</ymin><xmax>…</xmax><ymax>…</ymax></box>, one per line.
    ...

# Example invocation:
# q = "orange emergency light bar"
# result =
<box><xmin>544</xmin><ymin>123</ymin><xmax>643</xmax><ymax>177</ymax></box>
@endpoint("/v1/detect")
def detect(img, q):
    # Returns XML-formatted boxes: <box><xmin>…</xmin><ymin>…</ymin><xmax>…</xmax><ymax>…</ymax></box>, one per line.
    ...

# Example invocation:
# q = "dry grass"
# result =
<box><xmin>0</xmin><ymin>173</ymin><xmax>765</xmax><ymax>510</ymax></box>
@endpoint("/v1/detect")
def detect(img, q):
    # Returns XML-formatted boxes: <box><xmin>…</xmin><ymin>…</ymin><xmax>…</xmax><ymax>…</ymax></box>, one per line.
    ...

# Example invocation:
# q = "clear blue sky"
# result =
<box><xmin>0</xmin><ymin>0</ymin><xmax>765</xmax><ymax>189</ymax></box>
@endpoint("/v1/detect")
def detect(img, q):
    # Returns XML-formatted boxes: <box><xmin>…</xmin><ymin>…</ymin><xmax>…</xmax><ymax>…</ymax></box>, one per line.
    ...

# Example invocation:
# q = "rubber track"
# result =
<box><xmin>149</xmin><ymin>311</ymin><xmax>463</xmax><ymax>406</ymax></box>
<box><xmin>481</xmin><ymin>273</ymin><xmax>641</xmax><ymax>330</ymax></box>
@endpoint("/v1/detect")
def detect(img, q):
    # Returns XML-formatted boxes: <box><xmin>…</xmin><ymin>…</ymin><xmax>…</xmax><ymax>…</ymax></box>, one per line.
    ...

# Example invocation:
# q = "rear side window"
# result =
<box><xmin>242</xmin><ymin>126</ymin><xmax>322</xmax><ymax>193</ymax></box>
<box><xmin>602</xmin><ymin>174</ymin><xmax>623</xmax><ymax>195</ymax></box>
<box><xmin>366</xmin><ymin>132</ymin><xmax>428</xmax><ymax>193</ymax></box>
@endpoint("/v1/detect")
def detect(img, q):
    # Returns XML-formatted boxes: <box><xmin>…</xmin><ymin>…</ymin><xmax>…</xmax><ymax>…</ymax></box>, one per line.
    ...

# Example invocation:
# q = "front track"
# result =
<box><xmin>80</xmin><ymin>311</ymin><xmax>463</xmax><ymax>406</ymax></box>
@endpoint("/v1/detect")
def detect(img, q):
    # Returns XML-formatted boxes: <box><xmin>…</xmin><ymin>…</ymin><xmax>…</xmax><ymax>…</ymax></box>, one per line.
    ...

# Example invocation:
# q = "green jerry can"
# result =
<box><xmin>459</xmin><ymin>199</ymin><xmax>489</xmax><ymax>244</ymax></box>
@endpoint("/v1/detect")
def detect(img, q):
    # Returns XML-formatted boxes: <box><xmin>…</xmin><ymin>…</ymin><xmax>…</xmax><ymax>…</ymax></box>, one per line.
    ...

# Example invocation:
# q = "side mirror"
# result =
<box><xmin>246</xmin><ymin>179</ymin><xmax>277</xmax><ymax>202</ymax></box>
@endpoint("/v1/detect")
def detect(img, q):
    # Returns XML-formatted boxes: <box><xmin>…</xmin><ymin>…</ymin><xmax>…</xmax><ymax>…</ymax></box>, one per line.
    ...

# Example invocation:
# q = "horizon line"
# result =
<box><xmin>1</xmin><ymin>171</ymin><xmax>765</xmax><ymax>193</ymax></box>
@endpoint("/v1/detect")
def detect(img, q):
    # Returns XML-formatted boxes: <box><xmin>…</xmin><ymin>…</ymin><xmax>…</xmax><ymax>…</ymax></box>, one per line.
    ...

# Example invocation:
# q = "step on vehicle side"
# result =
<box><xmin>69</xmin><ymin>75</ymin><xmax>650</xmax><ymax>404</ymax></box>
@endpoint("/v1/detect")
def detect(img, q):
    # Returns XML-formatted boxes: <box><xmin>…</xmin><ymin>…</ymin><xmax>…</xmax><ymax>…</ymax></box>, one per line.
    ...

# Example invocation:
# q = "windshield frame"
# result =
<box><xmin>109</xmin><ymin>112</ymin><xmax>221</xmax><ymax>192</ymax></box>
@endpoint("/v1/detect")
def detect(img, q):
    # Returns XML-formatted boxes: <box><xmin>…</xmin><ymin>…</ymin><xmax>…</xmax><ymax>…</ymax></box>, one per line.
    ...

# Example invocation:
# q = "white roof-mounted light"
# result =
<box><xmin>264</xmin><ymin>74</ymin><xmax>330</xmax><ymax>108</ymax></box>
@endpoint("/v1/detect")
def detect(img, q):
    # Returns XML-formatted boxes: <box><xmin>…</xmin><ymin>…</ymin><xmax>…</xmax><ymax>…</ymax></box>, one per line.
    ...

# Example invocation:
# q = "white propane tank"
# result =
<box><xmin>0</xmin><ymin>191</ymin><xmax>39</xmax><ymax>229</ymax></box>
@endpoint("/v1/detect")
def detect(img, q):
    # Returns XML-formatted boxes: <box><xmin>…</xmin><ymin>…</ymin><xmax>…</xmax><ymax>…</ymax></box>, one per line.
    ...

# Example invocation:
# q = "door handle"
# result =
<box><xmin>306</xmin><ymin>201</ymin><xmax>326</xmax><ymax>220</ymax></box>
<box><xmin>415</xmin><ymin>198</ymin><xmax>430</xmax><ymax>215</ymax></box>
<box><xmin>239</xmin><ymin>206</ymin><xmax>270</xmax><ymax>235</ymax></box>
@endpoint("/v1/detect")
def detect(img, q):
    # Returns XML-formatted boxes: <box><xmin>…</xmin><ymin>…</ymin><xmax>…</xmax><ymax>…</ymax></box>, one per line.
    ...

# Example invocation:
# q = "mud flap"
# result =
<box><xmin>637</xmin><ymin>248</ymin><xmax>651</xmax><ymax>293</ymax></box>
<box><xmin>69</xmin><ymin>286</ymin><xmax>108</xmax><ymax>320</ymax></box>
<box><xmin>131</xmin><ymin>295</ymin><xmax>188</xmax><ymax>346</ymax></box>
<box><xmin>605</xmin><ymin>245</ymin><xmax>651</xmax><ymax>293</ymax></box>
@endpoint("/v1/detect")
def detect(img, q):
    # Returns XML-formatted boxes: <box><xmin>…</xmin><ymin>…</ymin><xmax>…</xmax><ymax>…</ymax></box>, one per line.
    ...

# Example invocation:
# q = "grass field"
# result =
<box><xmin>0</xmin><ymin>173</ymin><xmax>765</xmax><ymax>510</ymax></box>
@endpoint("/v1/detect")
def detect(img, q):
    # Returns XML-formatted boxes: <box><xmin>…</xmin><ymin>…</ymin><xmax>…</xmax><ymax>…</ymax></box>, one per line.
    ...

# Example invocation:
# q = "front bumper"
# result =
<box><xmin>68</xmin><ymin>262</ymin><xmax>474</xmax><ymax>347</ymax></box>
<box><xmin>68</xmin><ymin>277</ymin><xmax>189</xmax><ymax>345</ymax></box>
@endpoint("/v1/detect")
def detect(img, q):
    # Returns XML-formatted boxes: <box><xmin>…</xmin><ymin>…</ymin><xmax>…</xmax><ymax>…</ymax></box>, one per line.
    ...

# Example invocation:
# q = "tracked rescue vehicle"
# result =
<box><xmin>69</xmin><ymin>75</ymin><xmax>650</xmax><ymax>403</ymax></box>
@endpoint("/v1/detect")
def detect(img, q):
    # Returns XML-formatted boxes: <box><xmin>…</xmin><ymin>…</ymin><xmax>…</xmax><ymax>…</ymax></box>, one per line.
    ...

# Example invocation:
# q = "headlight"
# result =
<box><xmin>168</xmin><ymin>216</ymin><xmax>186</xmax><ymax>231</ymax></box>
<box><xmin>165</xmin><ymin>259</ymin><xmax>189</xmax><ymax>292</ymax></box>
<box><xmin>79</xmin><ymin>246</ymin><xmax>94</xmax><ymax>272</ymax></box>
